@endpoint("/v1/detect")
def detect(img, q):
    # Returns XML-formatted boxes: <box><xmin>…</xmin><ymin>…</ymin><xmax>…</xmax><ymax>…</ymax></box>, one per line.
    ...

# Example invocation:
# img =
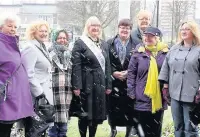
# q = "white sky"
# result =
<box><xmin>1</xmin><ymin>0</ymin><xmax>200</xmax><ymax>18</ymax></box>
<box><xmin>0</xmin><ymin>0</ymin><xmax>55</xmax><ymax>4</ymax></box>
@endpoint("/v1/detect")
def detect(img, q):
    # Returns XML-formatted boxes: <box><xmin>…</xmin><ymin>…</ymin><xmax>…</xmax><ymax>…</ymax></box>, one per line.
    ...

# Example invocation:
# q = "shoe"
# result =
<box><xmin>25</xmin><ymin>116</ymin><xmax>49</xmax><ymax>137</ymax></box>
<box><xmin>125</xmin><ymin>126</ymin><xmax>137</xmax><ymax>137</ymax></box>
<box><xmin>109</xmin><ymin>129</ymin><xmax>117</xmax><ymax>137</ymax></box>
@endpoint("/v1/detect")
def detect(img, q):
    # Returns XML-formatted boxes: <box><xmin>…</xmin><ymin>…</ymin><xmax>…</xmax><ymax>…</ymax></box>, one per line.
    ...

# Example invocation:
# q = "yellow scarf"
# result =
<box><xmin>143</xmin><ymin>42</ymin><xmax>168</xmax><ymax>113</ymax></box>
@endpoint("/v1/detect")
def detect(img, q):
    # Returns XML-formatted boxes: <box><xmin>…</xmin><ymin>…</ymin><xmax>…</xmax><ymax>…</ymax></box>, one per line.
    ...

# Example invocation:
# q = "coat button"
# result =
<box><xmin>182</xmin><ymin>71</ymin><xmax>185</xmax><ymax>74</ymax></box>
<box><xmin>174</xmin><ymin>70</ymin><xmax>176</xmax><ymax>73</ymax></box>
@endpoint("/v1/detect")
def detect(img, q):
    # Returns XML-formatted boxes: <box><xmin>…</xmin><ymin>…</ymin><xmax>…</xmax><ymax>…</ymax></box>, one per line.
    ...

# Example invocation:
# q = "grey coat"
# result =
<box><xmin>21</xmin><ymin>40</ymin><xmax>53</xmax><ymax>104</ymax></box>
<box><xmin>158</xmin><ymin>44</ymin><xmax>200</xmax><ymax>102</ymax></box>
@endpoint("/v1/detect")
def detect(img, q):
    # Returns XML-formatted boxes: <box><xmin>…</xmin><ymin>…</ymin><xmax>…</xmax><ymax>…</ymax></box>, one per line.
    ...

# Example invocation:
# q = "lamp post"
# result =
<box><xmin>171</xmin><ymin>0</ymin><xmax>174</xmax><ymax>45</ymax></box>
<box><xmin>156</xmin><ymin>0</ymin><xmax>160</xmax><ymax>27</ymax></box>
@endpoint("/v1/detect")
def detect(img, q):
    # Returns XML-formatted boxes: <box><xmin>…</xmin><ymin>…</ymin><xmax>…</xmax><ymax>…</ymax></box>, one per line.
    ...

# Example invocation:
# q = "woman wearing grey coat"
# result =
<box><xmin>21</xmin><ymin>21</ymin><xmax>53</xmax><ymax>137</ymax></box>
<box><xmin>158</xmin><ymin>20</ymin><xmax>200</xmax><ymax>137</ymax></box>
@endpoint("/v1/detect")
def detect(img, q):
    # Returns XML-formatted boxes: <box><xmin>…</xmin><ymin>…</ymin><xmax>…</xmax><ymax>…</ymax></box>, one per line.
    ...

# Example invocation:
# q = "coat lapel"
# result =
<box><xmin>110</xmin><ymin>38</ymin><xmax>123</xmax><ymax>68</ymax></box>
<box><xmin>31</xmin><ymin>40</ymin><xmax>52</xmax><ymax>64</ymax></box>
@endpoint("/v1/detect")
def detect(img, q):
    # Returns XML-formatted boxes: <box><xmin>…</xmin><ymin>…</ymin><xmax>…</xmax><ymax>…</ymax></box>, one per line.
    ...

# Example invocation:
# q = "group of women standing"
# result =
<box><xmin>0</xmin><ymin>9</ymin><xmax>200</xmax><ymax>137</ymax></box>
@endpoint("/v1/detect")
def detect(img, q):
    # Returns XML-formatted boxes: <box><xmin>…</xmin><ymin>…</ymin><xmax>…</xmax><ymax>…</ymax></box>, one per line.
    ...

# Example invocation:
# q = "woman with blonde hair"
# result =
<box><xmin>159</xmin><ymin>20</ymin><xmax>200</xmax><ymax>137</ymax></box>
<box><xmin>70</xmin><ymin>16</ymin><xmax>112</xmax><ymax>137</ymax></box>
<box><xmin>21</xmin><ymin>20</ymin><xmax>53</xmax><ymax>137</ymax></box>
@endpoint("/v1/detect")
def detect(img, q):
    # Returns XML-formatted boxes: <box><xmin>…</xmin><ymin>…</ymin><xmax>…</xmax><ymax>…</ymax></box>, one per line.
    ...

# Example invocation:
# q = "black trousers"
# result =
<box><xmin>136</xmin><ymin>110</ymin><xmax>164</xmax><ymax>137</ymax></box>
<box><xmin>78</xmin><ymin>117</ymin><xmax>98</xmax><ymax>137</ymax></box>
<box><xmin>0</xmin><ymin>123</ymin><xmax>13</xmax><ymax>137</ymax></box>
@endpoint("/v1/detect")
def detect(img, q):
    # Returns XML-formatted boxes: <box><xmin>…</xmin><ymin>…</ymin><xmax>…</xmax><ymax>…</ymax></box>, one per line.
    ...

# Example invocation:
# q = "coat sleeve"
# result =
<box><xmin>104</xmin><ymin>42</ymin><xmax>112</xmax><ymax>90</ymax></box>
<box><xmin>158</xmin><ymin>52</ymin><xmax>170</xmax><ymax>83</ymax></box>
<box><xmin>21</xmin><ymin>45</ymin><xmax>43</xmax><ymax>97</ymax></box>
<box><xmin>71</xmin><ymin>40</ymin><xmax>82</xmax><ymax>90</ymax></box>
<box><xmin>106</xmin><ymin>39</ymin><xmax>118</xmax><ymax>74</ymax></box>
<box><xmin>127</xmin><ymin>54</ymin><xmax>138</xmax><ymax>98</ymax></box>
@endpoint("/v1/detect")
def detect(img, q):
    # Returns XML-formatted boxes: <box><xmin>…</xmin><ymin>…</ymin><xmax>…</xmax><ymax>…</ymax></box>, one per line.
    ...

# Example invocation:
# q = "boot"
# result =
<box><xmin>109</xmin><ymin>126</ymin><xmax>117</xmax><ymax>137</ymax></box>
<box><xmin>125</xmin><ymin>126</ymin><xmax>137</xmax><ymax>137</ymax></box>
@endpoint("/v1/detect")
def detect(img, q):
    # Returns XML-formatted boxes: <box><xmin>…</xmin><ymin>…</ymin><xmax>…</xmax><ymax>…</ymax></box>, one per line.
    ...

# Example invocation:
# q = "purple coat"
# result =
<box><xmin>0</xmin><ymin>33</ymin><xmax>33</xmax><ymax>121</ymax></box>
<box><xmin>127</xmin><ymin>44</ymin><xmax>167</xmax><ymax>111</ymax></box>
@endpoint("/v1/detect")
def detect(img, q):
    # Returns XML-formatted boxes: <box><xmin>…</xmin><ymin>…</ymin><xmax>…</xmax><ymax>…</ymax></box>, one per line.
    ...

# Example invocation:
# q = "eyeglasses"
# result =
<box><xmin>57</xmin><ymin>37</ymin><xmax>68</xmax><ymax>40</ymax></box>
<box><xmin>119</xmin><ymin>26</ymin><xmax>131</xmax><ymax>30</ymax></box>
<box><xmin>180</xmin><ymin>28</ymin><xmax>191</xmax><ymax>31</ymax></box>
<box><xmin>138</xmin><ymin>17</ymin><xmax>150</xmax><ymax>21</ymax></box>
<box><xmin>90</xmin><ymin>24</ymin><xmax>101</xmax><ymax>27</ymax></box>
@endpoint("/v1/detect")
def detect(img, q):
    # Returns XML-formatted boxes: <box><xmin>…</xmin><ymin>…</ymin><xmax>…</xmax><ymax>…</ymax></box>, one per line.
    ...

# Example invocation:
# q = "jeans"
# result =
<box><xmin>171</xmin><ymin>99</ymin><xmax>199</xmax><ymax>137</ymax></box>
<box><xmin>48</xmin><ymin>122</ymin><xmax>67</xmax><ymax>137</ymax></box>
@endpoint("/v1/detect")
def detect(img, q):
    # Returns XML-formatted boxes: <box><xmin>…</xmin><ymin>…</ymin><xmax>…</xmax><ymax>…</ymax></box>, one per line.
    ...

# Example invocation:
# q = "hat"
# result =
<box><xmin>143</xmin><ymin>27</ymin><xmax>162</xmax><ymax>37</ymax></box>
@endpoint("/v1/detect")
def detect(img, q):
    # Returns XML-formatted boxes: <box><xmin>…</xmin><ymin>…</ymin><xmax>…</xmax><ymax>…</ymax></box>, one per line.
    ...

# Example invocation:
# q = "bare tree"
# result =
<box><xmin>57</xmin><ymin>1</ymin><xmax>118</xmax><ymax>38</ymax></box>
<box><xmin>167</xmin><ymin>0</ymin><xmax>195</xmax><ymax>42</ymax></box>
<box><xmin>130</xmin><ymin>0</ymin><xmax>141</xmax><ymax>28</ymax></box>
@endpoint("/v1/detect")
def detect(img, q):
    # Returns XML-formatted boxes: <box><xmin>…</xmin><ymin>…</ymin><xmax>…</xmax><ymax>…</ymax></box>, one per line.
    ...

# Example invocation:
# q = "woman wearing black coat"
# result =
<box><xmin>107</xmin><ymin>19</ymin><xmax>138</xmax><ymax>137</ymax></box>
<box><xmin>71</xmin><ymin>16</ymin><xmax>112</xmax><ymax>137</ymax></box>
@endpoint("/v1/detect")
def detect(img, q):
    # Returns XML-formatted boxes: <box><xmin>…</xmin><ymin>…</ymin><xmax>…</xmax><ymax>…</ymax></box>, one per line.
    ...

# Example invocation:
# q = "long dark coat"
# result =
<box><xmin>70</xmin><ymin>38</ymin><xmax>112</xmax><ymax>123</ymax></box>
<box><xmin>107</xmin><ymin>35</ymin><xmax>137</xmax><ymax>126</ymax></box>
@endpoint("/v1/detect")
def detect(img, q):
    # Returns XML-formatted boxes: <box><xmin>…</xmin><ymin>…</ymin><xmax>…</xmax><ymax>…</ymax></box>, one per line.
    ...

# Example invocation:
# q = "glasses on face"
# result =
<box><xmin>139</xmin><ymin>17</ymin><xmax>150</xmax><ymax>21</ymax></box>
<box><xmin>180</xmin><ymin>28</ymin><xmax>191</xmax><ymax>32</ymax></box>
<box><xmin>57</xmin><ymin>37</ymin><xmax>67</xmax><ymax>40</ymax></box>
<box><xmin>90</xmin><ymin>24</ymin><xmax>101</xmax><ymax>27</ymax></box>
<box><xmin>119</xmin><ymin>26</ymin><xmax>131</xmax><ymax>30</ymax></box>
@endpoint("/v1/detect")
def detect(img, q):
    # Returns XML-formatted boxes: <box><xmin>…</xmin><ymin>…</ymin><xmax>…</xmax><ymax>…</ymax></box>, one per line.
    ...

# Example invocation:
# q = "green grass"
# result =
<box><xmin>67</xmin><ymin>108</ymin><xmax>173</xmax><ymax>137</ymax></box>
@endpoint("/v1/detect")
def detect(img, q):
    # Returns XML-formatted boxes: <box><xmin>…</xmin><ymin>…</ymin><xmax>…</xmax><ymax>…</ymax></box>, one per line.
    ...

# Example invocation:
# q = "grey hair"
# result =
<box><xmin>0</xmin><ymin>12</ymin><xmax>21</xmax><ymax>27</ymax></box>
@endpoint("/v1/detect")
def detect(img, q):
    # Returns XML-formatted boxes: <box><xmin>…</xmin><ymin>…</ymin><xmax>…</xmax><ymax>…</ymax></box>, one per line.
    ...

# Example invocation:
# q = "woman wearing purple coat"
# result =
<box><xmin>0</xmin><ymin>13</ymin><xmax>34</xmax><ymax>137</ymax></box>
<box><xmin>127</xmin><ymin>27</ymin><xmax>168</xmax><ymax>137</ymax></box>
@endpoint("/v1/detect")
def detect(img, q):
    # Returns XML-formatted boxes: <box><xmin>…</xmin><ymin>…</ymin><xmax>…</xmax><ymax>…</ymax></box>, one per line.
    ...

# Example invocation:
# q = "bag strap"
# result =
<box><xmin>35</xmin><ymin>45</ymin><xmax>52</xmax><ymax>64</ymax></box>
<box><xmin>0</xmin><ymin>63</ymin><xmax>22</xmax><ymax>101</ymax></box>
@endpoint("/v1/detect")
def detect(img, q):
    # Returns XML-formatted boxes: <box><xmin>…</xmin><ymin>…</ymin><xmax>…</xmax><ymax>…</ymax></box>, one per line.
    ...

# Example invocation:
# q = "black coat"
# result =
<box><xmin>131</xmin><ymin>27</ymin><xmax>143</xmax><ymax>45</ymax></box>
<box><xmin>107</xmin><ymin>35</ymin><xmax>137</xmax><ymax>126</ymax></box>
<box><xmin>70</xmin><ymin>38</ymin><xmax>112</xmax><ymax>123</ymax></box>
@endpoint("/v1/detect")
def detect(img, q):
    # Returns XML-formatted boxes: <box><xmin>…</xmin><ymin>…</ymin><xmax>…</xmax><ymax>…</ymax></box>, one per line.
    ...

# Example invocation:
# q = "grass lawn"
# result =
<box><xmin>67</xmin><ymin>108</ymin><xmax>173</xmax><ymax>137</ymax></box>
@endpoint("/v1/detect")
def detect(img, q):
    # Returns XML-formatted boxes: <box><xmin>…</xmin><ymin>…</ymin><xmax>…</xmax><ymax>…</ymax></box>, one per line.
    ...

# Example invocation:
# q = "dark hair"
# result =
<box><xmin>55</xmin><ymin>29</ymin><xmax>69</xmax><ymax>41</ymax></box>
<box><xmin>118</xmin><ymin>19</ymin><xmax>133</xmax><ymax>30</ymax></box>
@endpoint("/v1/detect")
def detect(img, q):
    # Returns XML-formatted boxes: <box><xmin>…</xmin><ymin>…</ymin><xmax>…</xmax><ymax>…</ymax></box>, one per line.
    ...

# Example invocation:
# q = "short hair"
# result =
<box><xmin>0</xmin><ymin>12</ymin><xmax>20</xmax><ymax>27</ymax></box>
<box><xmin>178</xmin><ymin>20</ymin><xmax>200</xmax><ymax>45</ymax></box>
<box><xmin>82</xmin><ymin>16</ymin><xmax>102</xmax><ymax>38</ymax></box>
<box><xmin>54</xmin><ymin>29</ymin><xmax>69</xmax><ymax>42</ymax></box>
<box><xmin>118</xmin><ymin>19</ymin><xmax>133</xmax><ymax>30</ymax></box>
<box><xmin>137</xmin><ymin>10</ymin><xmax>152</xmax><ymax>21</ymax></box>
<box><xmin>26</xmin><ymin>20</ymin><xmax>50</xmax><ymax>40</ymax></box>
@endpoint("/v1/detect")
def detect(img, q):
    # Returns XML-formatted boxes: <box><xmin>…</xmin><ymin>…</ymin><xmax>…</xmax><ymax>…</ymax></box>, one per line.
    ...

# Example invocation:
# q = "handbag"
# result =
<box><xmin>69</xmin><ymin>95</ymin><xmax>88</xmax><ymax>118</ymax></box>
<box><xmin>189</xmin><ymin>104</ymin><xmax>200</xmax><ymax>125</ymax></box>
<box><xmin>34</xmin><ymin>96</ymin><xmax>55</xmax><ymax>123</ymax></box>
<box><xmin>0</xmin><ymin>63</ymin><xmax>21</xmax><ymax>103</ymax></box>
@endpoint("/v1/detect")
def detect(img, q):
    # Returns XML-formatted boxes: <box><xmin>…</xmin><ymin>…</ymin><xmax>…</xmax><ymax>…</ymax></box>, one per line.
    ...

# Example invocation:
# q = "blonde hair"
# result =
<box><xmin>26</xmin><ymin>20</ymin><xmax>50</xmax><ymax>40</ymax></box>
<box><xmin>178</xmin><ymin>20</ymin><xmax>200</xmax><ymax>45</ymax></box>
<box><xmin>137</xmin><ymin>10</ymin><xmax>152</xmax><ymax>21</ymax></box>
<box><xmin>82</xmin><ymin>16</ymin><xmax>102</xmax><ymax>38</ymax></box>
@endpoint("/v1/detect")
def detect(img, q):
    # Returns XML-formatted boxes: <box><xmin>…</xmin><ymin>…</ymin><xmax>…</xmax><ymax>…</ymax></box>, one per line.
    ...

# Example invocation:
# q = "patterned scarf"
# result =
<box><xmin>52</xmin><ymin>43</ymin><xmax>70</xmax><ymax>67</ymax></box>
<box><xmin>114</xmin><ymin>36</ymin><xmax>129</xmax><ymax>65</ymax></box>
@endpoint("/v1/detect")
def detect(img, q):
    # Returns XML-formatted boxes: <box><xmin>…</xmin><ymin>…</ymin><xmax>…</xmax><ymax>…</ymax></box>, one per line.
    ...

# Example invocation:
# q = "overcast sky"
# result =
<box><xmin>1</xmin><ymin>0</ymin><xmax>200</xmax><ymax>19</ymax></box>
